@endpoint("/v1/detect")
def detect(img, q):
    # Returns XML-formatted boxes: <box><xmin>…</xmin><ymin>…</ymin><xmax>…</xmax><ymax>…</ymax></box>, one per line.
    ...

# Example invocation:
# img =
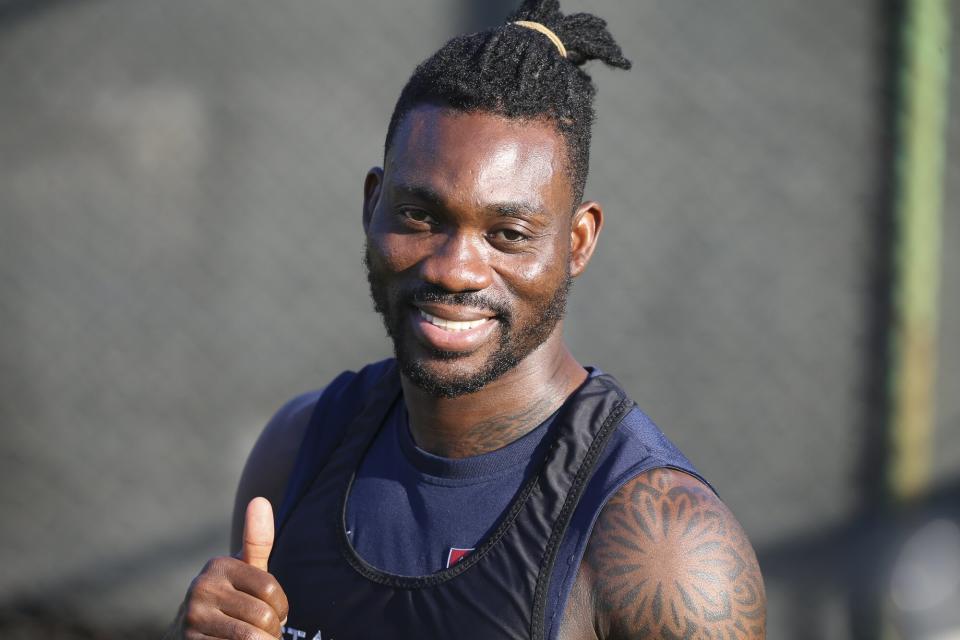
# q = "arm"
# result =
<box><xmin>230</xmin><ymin>392</ymin><xmax>317</xmax><ymax>554</ymax></box>
<box><xmin>167</xmin><ymin>393</ymin><xmax>315</xmax><ymax>639</ymax></box>
<box><xmin>580</xmin><ymin>468</ymin><xmax>766</xmax><ymax>639</ymax></box>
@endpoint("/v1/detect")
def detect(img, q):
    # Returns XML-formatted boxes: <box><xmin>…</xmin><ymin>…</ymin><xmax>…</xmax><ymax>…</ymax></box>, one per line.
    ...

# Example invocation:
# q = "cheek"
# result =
<box><xmin>368</xmin><ymin>231</ymin><xmax>424</xmax><ymax>274</ymax></box>
<box><xmin>510</xmin><ymin>257</ymin><xmax>554</xmax><ymax>284</ymax></box>
<box><xmin>499</xmin><ymin>241</ymin><xmax>570</xmax><ymax>301</ymax></box>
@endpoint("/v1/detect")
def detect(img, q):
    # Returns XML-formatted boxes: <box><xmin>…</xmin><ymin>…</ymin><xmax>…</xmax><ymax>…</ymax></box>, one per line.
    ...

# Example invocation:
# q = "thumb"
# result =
<box><xmin>242</xmin><ymin>497</ymin><xmax>275</xmax><ymax>572</ymax></box>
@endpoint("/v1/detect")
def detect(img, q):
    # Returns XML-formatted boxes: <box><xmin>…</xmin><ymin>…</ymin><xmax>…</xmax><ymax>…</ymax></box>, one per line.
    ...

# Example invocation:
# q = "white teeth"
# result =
<box><xmin>419</xmin><ymin>310</ymin><xmax>489</xmax><ymax>332</ymax></box>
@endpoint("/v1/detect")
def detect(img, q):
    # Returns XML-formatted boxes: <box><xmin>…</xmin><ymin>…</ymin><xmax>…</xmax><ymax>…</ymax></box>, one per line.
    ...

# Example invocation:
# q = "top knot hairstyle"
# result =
<box><xmin>384</xmin><ymin>0</ymin><xmax>632</xmax><ymax>204</ymax></box>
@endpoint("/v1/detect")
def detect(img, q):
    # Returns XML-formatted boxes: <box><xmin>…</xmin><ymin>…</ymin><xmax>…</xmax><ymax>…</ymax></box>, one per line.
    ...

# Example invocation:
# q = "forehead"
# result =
<box><xmin>386</xmin><ymin>105</ymin><xmax>572</xmax><ymax>208</ymax></box>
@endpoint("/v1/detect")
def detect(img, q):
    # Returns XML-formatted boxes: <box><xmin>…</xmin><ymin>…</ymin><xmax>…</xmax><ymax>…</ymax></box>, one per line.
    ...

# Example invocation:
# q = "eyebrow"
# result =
<box><xmin>392</xmin><ymin>182</ymin><xmax>549</xmax><ymax>222</ymax></box>
<box><xmin>393</xmin><ymin>183</ymin><xmax>445</xmax><ymax>208</ymax></box>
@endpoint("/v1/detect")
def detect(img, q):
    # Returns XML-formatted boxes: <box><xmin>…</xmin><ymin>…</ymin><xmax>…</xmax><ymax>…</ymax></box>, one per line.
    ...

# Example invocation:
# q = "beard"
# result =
<box><xmin>364</xmin><ymin>242</ymin><xmax>571</xmax><ymax>398</ymax></box>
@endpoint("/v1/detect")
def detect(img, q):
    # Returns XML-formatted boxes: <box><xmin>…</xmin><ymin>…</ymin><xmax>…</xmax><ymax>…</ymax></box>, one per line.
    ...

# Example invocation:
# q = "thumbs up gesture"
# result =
<box><xmin>242</xmin><ymin>497</ymin><xmax>276</xmax><ymax>572</ymax></box>
<box><xmin>167</xmin><ymin>498</ymin><xmax>290</xmax><ymax>640</ymax></box>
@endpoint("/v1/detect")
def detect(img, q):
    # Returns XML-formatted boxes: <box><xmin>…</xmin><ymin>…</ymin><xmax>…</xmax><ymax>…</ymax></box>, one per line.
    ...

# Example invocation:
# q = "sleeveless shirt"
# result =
<box><xmin>270</xmin><ymin>359</ymin><xmax>711</xmax><ymax>640</ymax></box>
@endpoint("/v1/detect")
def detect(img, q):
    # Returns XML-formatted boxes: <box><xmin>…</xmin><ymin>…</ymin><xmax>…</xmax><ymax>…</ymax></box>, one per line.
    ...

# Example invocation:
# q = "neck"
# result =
<box><xmin>401</xmin><ymin>329</ymin><xmax>587</xmax><ymax>458</ymax></box>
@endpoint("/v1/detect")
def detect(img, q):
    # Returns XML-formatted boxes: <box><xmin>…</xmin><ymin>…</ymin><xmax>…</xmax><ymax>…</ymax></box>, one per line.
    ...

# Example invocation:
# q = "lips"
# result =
<box><xmin>409</xmin><ymin>303</ymin><xmax>499</xmax><ymax>353</ymax></box>
<box><xmin>418</xmin><ymin>310</ymin><xmax>489</xmax><ymax>332</ymax></box>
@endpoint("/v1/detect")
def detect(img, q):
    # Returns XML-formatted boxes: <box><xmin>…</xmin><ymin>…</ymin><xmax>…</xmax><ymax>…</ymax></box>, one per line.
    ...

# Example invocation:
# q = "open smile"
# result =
<box><xmin>409</xmin><ymin>303</ymin><xmax>499</xmax><ymax>353</ymax></box>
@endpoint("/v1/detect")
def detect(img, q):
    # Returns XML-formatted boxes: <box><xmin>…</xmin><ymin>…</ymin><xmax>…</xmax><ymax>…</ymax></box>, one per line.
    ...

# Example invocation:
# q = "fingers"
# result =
<box><xmin>218</xmin><ymin>588</ymin><xmax>285</xmax><ymax>638</ymax></box>
<box><xmin>186</xmin><ymin>556</ymin><xmax>289</xmax><ymax>638</ymax></box>
<box><xmin>242</xmin><ymin>497</ymin><xmax>274</xmax><ymax>572</ymax></box>
<box><xmin>200</xmin><ymin>557</ymin><xmax>289</xmax><ymax>623</ymax></box>
<box><xmin>227</xmin><ymin>562</ymin><xmax>290</xmax><ymax>624</ymax></box>
<box><xmin>177</xmin><ymin>499</ymin><xmax>286</xmax><ymax>640</ymax></box>
<box><xmin>183</xmin><ymin>605</ymin><xmax>281</xmax><ymax>640</ymax></box>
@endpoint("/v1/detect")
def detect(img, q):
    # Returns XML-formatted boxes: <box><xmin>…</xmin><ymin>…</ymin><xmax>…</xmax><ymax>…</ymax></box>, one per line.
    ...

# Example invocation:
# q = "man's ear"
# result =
<box><xmin>363</xmin><ymin>167</ymin><xmax>384</xmax><ymax>233</ymax></box>
<box><xmin>569</xmin><ymin>200</ymin><xmax>603</xmax><ymax>278</ymax></box>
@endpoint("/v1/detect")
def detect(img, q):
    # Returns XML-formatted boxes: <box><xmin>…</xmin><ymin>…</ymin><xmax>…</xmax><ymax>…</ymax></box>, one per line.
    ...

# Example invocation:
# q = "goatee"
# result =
<box><xmin>364</xmin><ymin>242</ymin><xmax>571</xmax><ymax>398</ymax></box>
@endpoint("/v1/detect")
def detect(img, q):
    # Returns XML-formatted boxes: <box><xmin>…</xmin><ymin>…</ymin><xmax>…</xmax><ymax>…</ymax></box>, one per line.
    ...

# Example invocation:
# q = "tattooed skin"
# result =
<box><xmin>448</xmin><ymin>394</ymin><xmax>556</xmax><ymax>456</ymax></box>
<box><xmin>410</xmin><ymin>388</ymin><xmax>565</xmax><ymax>458</ymax></box>
<box><xmin>569</xmin><ymin>469</ymin><xmax>766</xmax><ymax>640</ymax></box>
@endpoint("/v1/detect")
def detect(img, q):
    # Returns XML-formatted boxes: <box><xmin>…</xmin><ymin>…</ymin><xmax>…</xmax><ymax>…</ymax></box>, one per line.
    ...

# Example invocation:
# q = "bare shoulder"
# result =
<box><xmin>579</xmin><ymin>468</ymin><xmax>766</xmax><ymax>639</ymax></box>
<box><xmin>229</xmin><ymin>391</ymin><xmax>320</xmax><ymax>554</ymax></box>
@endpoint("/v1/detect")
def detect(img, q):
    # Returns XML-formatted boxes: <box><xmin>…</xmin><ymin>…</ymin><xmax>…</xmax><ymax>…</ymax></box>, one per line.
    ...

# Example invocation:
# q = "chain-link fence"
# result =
<box><xmin>0</xmin><ymin>1</ymin><xmax>957</xmax><ymax>638</ymax></box>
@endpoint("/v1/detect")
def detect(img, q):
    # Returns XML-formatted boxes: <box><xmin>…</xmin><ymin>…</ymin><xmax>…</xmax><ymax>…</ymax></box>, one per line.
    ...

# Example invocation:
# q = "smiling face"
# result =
<box><xmin>363</xmin><ymin>105</ymin><xmax>597</xmax><ymax>397</ymax></box>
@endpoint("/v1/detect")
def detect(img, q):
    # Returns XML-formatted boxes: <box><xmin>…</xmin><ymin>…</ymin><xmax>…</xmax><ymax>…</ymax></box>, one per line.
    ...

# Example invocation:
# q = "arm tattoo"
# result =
<box><xmin>584</xmin><ymin>469</ymin><xmax>765</xmax><ymax>639</ymax></box>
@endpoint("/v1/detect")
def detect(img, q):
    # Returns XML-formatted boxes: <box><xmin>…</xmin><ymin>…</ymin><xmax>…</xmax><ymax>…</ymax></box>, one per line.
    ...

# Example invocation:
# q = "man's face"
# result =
<box><xmin>363</xmin><ymin>105</ymin><xmax>578</xmax><ymax>398</ymax></box>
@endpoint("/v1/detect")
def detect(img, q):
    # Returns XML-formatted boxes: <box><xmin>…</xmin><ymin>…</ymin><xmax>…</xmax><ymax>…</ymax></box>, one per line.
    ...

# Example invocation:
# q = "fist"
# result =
<box><xmin>170</xmin><ymin>498</ymin><xmax>289</xmax><ymax>640</ymax></box>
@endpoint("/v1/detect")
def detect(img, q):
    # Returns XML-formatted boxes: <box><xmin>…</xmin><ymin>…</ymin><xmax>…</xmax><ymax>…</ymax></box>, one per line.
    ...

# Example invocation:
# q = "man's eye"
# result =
<box><xmin>491</xmin><ymin>229</ymin><xmax>528</xmax><ymax>243</ymax></box>
<box><xmin>399</xmin><ymin>209</ymin><xmax>436</xmax><ymax>225</ymax></box>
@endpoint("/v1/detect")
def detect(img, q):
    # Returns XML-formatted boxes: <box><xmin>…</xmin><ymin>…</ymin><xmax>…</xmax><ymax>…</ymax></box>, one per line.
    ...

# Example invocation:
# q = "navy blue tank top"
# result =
<box><xmin>346</xmin><ymin>398</ymin><xmax>559</xmax><ymax>577</ymax></box>
<box><xmin>271</xmin><ymin>360</ymin><xmax>711</xmax><ymax>640</ymax></box>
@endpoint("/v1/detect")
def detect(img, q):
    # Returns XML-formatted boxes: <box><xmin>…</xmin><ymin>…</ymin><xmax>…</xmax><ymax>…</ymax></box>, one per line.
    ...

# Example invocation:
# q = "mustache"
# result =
<box><xmin>402</xmin><ymin>284</ymin><xmax>511</xmax><ymax>319</ymax></box>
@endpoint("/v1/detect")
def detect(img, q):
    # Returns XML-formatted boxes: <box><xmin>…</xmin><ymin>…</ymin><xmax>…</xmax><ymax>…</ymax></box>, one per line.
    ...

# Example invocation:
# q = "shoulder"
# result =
<box><xmin>229</xmin><ymin>359</ymin><xmax>395</xmax><ymax>552</ymax></box>
<box><xmin>244</xmin><ymin>390</ymin><xmax>324</xmax><ymax>480</ymax></box>
<box><xmin>230</xmin><ymin>389</ymin><xmax>324</xmax><ymax>553</ymax></box>
<box><xmin>581</xmin><ymin>468</ymin><xmax>766</xmax><ymax>639</ymax></box>
<box><xmin>243</xmin><ymin>357</ymin><xmax>396</xmax><ymax>476</ymax></box>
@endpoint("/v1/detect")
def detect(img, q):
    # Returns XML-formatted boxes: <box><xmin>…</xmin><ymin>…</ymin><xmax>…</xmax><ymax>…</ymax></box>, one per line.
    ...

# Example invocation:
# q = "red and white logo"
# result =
<box><xmin>446</xmin><ymin>547</ymin><xmax>474</xmax><ymax>568</ymax></box>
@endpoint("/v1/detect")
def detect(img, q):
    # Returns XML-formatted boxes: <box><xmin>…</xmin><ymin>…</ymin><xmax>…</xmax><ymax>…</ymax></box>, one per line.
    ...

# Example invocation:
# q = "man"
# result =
<box><xmin>169</xmin><ymin>0</ymin><xmax>766</xmax><ymax>638</ymax></box>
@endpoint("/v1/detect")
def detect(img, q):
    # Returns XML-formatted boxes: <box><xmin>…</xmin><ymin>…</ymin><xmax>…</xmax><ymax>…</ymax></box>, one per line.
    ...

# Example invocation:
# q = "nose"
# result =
<box><xmin>419</xmin><ymin>230</ymin><xmax>492</xmax><ymax>292</ymax></box>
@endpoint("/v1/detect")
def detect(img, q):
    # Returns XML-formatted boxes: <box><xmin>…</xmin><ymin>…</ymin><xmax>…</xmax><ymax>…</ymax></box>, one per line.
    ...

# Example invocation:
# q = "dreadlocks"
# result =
<box><xmin>384</xmin><ymin>0</ymin><xmax>631</xmax><ymax>204</ymax></box>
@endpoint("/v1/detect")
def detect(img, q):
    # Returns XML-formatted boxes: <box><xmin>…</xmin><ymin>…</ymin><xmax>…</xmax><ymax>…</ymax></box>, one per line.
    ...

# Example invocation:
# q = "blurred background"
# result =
<box><xmin>0</xmin><ymin>0</ymin><xmax>956</xmax><ymax>638</ymax></box>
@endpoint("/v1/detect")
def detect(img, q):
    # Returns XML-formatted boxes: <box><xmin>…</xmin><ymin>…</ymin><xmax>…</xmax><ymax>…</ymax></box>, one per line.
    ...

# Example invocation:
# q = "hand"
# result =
<box><xmin>167</xmin><ymin>497</ymin><xmax>289</xmax><ymax>640</ymax></box>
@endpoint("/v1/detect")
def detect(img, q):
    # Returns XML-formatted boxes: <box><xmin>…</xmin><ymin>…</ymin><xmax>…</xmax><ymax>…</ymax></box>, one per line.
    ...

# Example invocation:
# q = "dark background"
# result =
<box><xmin>0</xmin><ymin>1</ymin><xmax>957</xmax><ymax>638</ymax></box>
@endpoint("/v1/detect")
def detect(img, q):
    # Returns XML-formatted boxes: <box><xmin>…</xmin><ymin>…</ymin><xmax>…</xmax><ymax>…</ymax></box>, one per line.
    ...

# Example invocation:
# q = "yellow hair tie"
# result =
<box><xmin>512</xmin><ymin>21</ymin><xmax>567</xmax><ymax>59</ymax></box>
